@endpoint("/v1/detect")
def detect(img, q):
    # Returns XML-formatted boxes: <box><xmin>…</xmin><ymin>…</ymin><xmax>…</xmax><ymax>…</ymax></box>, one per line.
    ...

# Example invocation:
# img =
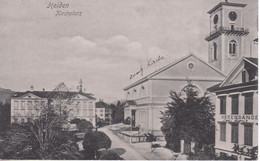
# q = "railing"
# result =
<box><xmin>205</xmin><ymin>26</ymin><xmax>249</xmax><ymax>40</ymax></box>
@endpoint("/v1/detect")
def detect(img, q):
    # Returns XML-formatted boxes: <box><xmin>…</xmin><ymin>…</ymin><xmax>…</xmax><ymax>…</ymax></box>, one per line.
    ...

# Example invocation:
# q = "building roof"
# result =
<box><xmin>12</xmin><ymin>91</ymin><xmax>96</xmax><ymax>99</ymax></box>
<box><xmin>123</xmin><ymin>53</ymin><xmax>225</xmax><ymax>90</ymax></box>
<box><xmin>207</xmin><ymin>2</ymin><xmax>247</xmax><ymax>14</ymax></box>
<box><xmin>244</xmin><ymin>57</ymin><xmax>258</xmax><ymax>66</ymax></box>
<box><xmin>207</xmin><ymin>57</ymin><xmax>258</xmax><ymax>93</ymax></box>
<box><xmin>207</xmin><ymin>80</ymin><xmax>257</xmax><ymax>94</ymax></box>
<box><xmin>95</xmin><ymin>101</ymin><xmax>108</xmax><ymax>108</ymax></box>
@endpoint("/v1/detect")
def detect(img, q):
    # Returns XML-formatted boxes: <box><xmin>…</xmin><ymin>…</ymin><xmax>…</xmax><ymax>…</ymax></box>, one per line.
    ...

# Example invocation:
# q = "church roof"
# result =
<box><xmin>207</xmin><ymin>2</ymin><xmax>247</xmax><ymax>14</ymax></box>
<box><xmin>123</xmin><ymin>53</ymin><xmax>226</xmax><ymax>90</ymax></box>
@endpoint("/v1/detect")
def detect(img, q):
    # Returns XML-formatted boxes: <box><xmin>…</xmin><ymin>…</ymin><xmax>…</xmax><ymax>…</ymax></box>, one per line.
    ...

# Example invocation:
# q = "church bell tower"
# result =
<box><xmin>205</xmin><ymin>0</ymin><xmax>249</xmax><ymax>75</ymax></box>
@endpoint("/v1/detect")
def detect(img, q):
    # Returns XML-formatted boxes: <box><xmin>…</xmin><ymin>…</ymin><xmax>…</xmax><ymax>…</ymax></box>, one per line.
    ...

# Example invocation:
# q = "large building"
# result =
<box><xmin>208</xmin><ymin>57</ymin><xmax>258</xmax><ymax>160</ymax></box>
<box><xmin>123</xmin><ymin>53</ymin><xmax>226</xmax><ymax>134</ymax></box>
<box><xmin>11</xmin><ymin>90</ymin><xmax>96</xmax><ymax>126</ymax></box>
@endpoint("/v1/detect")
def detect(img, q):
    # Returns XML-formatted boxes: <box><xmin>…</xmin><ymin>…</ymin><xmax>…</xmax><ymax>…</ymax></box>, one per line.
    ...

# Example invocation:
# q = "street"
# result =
<box><xmin>98</xmin><ymin>126</ymin><xmax>147</xmax><ymax>160</ymax></box>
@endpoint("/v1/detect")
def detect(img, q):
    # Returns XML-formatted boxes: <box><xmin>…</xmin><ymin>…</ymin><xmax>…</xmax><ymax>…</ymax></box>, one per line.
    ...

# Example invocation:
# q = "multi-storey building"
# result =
<box><xmin>95</xmin><ymin>100</ymin><xmax>112</xmax><ymax>125</ymax></box>
<box><xmin>11</xmin><ymin>91</ymin><xmax>96</xmax><ymax>126</ymax></box>
<box><xmin>208</xmin><ymin>57</ymin><xmax>258</xmax><ymax>160</ymax></box>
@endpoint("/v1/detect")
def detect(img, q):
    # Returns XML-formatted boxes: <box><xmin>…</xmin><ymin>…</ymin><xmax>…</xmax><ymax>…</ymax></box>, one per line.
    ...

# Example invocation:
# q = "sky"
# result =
<box><xmin>0</xmin><ymin>0</ymin><xmax>258</xmax><ymax>103</ymax></box>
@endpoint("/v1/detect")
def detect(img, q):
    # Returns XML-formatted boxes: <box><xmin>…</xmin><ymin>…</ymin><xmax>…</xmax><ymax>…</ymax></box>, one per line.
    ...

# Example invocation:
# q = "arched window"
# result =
<box><xmin>132</xmin><ymin>89</ymin><xmax>137</xmax><ymax>99</ymax></box>
<box><xmin>229</xmin><ymin>40</ymin><xmax>237</xmax><ymax>55</ymax></box>
<box><xmin>126</xmin><ymin>92</ymin><xmax>131</xmax><ymax>100</ymax></box>
<box><xmin>213</xmin><ymin>42</ymin><xmax>217</xmax><ymax>60</ymax></box>
<box><xmin>139</xmin><ymin>86</ymin><xmax>146</xmax><ymax>98</ymax></box>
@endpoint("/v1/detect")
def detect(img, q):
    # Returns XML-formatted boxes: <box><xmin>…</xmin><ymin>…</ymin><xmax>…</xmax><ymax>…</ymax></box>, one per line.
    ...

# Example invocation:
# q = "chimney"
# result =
<box><xmin>30</xmin><ymin>85</ymin><xmax>34</xmax><ymax>91</ymax></box>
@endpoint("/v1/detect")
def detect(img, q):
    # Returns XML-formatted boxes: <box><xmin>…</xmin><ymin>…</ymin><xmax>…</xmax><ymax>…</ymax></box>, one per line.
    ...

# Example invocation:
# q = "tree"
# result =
<box><xmin>0</xmin><ymin>101</ymin><xmax>11</xmax><ymax>132</ymax></box>
<box><xmin>0</xmin><ymin>82</ymin><xmax>83</xmax><ymax>159</ymax></box>
<box><xmin>70</xmin><ymin>118</ymin><xmax>81</xmax><ymax>124</ymax></box>
<box><xmin>0</xmin><ymin>106</ymin><xmax>83</xmax><ymax>159</ymax></box>
<box><xmin>109</xmin><ymin>101</ymin><xmax>125</xmax><ymax>124</ymax></box>
<box><xmin>82</xmin><ymin>131</ymin><xmax>111</xmax><ymax>159</ymax></box>
<box><xmin>77</xmin><ymin>120</ymin><xmax>93</xmax><ymax>132</ymax></box>
<box><xmin>161</xmin><ymin>82</ymin><xmax>215</xmax><ymax>152</ymax></box>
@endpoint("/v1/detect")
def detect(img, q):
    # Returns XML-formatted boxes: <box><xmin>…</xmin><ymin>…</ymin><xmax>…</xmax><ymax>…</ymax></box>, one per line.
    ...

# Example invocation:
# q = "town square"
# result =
<box><xmin>0</xmin><ymin>0</ymin><xmax>258</xmax><ymax>160</ymax></box>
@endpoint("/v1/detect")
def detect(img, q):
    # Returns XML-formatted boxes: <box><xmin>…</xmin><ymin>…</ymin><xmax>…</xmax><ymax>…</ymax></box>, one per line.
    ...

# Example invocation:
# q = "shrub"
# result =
<box><xmin>82</xmin><ymin>131</ymin><xmax>111</xmax><ymax>159</ymax></box>
<box><xmin>123</xmin><ymin>117</ymin><xmax>131</xmax><ymax>125</ymax></box>
<box><xmin>77</xmin><ymin>120</ymin><xmax>93</xmax><ymax>132</ymax></box>
<box><xmin>100</xmin><ymin>151</ymin><xmax>124</xmax><ymax>160</ymax></box>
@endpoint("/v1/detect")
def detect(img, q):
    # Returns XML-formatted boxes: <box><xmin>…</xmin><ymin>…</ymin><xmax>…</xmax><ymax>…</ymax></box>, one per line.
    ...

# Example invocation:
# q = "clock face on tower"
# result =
<box><xmin>213</xmin><ymin>15</ymin><xmax>218</xmax><ymax>24</ymax></box>
<box><xmin>229</xmin><ymin>11</ymin><xmax>237</xmax><ymax>21</ymax></box>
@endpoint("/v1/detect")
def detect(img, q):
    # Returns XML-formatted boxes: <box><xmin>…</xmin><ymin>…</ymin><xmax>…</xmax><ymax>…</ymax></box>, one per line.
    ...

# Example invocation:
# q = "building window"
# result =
<box><xmin>126</xmin><ymin>92</ymin><xmax>131</xmax><ymax>100</ymax></box>
<box><xmin>27</xmin><ymin>101</ymin><xmax>32</xmax><ymax>110</ymax></box>
<box><xmin>244</xmin><ymin>124</ymin><xmax>253</xmax><ymax>146</ymax></box>
<box><xmin>13</xmin><ymin>109</ymin><xmax>18</xmax><ymax>116</ymax></box>
<box><xmin>89</xmin><ymin>102</ymin><xmax>93</xmax><ymax>108</ymax></box>
<box><xmin>231</xmin><ymin>95</ymin><xmax>239</xmax><ymax>114</ymax></box>
<box><xmin>100</xmin><ymin>114</ymin><xmax>103</xmax><ymax>117</ymax></box>
<box><xmin>231</xmin><ymin>124</ymin><xmax>238</xmax><ymax>143</ymax></box>
<box><xmin>139</xmin><ymin>86</ymin><xmax>146</xmax><ymax>97</ymax></box>
<box><xmin>213</xmin><ymin>42</ymin><xmax>217</xmax><ymax>60</ymax></box>
<box><xmin>35</xmin><ymin>101</ymin><xmax>39</xmax><ymax>110</ymax></box>
<box><xmin>83</xmin><ymin>109</ymin><xmax>87</xmax><ymax>116</ymax></box>
<box><xmin>14</xmin><ymin>101</ymin><xmax>19</xmax><ymax>110</ymax></box>
<box><xmin>83</xmin><ymin>102</ymin><xmax>87</xmax><ymax>108</ymax></box>
<box><xmin>100</xmin><ymin>109</ymin><xmax>103</xmax><ymax>112</ymax></box>
<box><xmin>89</xmin><ymin>109</ymin><xmax>93</xmax><ymax>116</ymax></box>
<box><xmin>231</xmin><ymin>25</ymin><xmax>235</xmax><ymax>30</ymax></box>
<box><xmin>220</xmin><ymin>96</ymin><xmax>226</xmax><ymax>114</ymax></box>
<box><xmin>229</xmin><ymin>40</ymin><xmax>237</xmax><ymax>55</ymax></box>
<box><xmin>21</xmin><ymin>101</ymin><xmax>25</xmax><ymax>110</ymax></box>
<box><xmin>14</xmin><ymin>118</ymin><xmax>18</xmax><ymax>123</ymax></box>
<box><xmin>242</xmin><ymin>69</ymin><xmax>249</xmax><ymax>83</ymax></box>
<box><xmin>132</xmin><ymin>89</ymin><xmax>137</xmax><ymax>99</ymax></box>
<box><xmin>21</xmin><ymin>118</ymin><xmax>25</xmax><ymax>123</ymax></box>
<box><xmin>244</xmin><ymin>93</ymin><xmax>253</xmax><ymax>114</ymax></box>
<box><xmin>220</xmin><ymin>123</ymin><xmax>226</xmax><ymax>141</ymax></box>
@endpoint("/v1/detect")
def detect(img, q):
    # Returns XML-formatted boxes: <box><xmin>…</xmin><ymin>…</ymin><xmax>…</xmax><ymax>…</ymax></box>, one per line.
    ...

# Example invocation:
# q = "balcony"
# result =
<box><xmin>205</xmin><ymin>26</ymin><xmax>249</xmax><ymax>41</ymax></box>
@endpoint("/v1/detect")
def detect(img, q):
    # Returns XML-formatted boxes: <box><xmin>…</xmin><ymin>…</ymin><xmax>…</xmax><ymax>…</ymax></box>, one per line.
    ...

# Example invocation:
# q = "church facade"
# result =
<box><xmin>123</xmin><ymin>54</ymin><xmax>226</xmax><ymax>134</ymax></box>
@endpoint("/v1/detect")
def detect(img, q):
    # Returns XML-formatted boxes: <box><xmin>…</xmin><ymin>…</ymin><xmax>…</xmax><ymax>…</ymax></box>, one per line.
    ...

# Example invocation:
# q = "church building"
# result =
<box><xmin>123</xmin><ymin>0</ymin><xmax>257</xmax><ymax>149</ymax></box>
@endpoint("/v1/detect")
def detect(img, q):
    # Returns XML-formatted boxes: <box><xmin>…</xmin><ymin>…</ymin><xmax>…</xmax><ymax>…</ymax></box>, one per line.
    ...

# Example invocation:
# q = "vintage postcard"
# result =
<box><xmin>0</xmin><ymin>0</ymin><xmax>258</xmax><ymax>160</ymax></box>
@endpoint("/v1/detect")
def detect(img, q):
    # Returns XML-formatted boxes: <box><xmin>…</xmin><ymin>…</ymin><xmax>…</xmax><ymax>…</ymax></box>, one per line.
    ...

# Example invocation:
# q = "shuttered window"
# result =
<box><xmin>231</xmin><ymin>95</ymin><xmax>239</xmax><ymax>114</ymax></box>
<box><xmin>220</xmin><ymin>123</ymin><xmax>226</xmax><ymax>141</ymax></box>
<box><xmin>231</xmin><ymin>124</ymin><xmax>238</xmax><ymax>143</ymax></box>
<box><xmin>244</xmin><ymin>94</ymin><xmax>253</xmax><ymax>114</ymax></box>
<box><xmin>244</xmin><ymin>124</ymin><xmax>253</xmax><ymax>146</ymax></box>
<box><xmin>220</xmin><ymin>97</ymin><xmax>226</xmax><ymax>114</ymax></box>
